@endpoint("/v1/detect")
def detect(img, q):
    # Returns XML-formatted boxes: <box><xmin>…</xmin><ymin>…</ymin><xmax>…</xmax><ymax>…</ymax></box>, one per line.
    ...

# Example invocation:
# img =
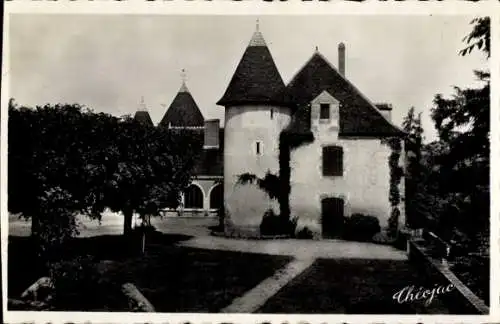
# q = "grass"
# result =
<box><xmin>258</xmin><ymin>258</ymin><xmax>458</xmax><ymax>314</ymax></box>
<box><xmin>450</xmin><ymin>255</ymin><xmax>490</xmax><ymax>305</ymax></box>
<box><xmin>8</xmin><ymin>232</ymin><xmax>292</xmax><ymax>312</ymax></box>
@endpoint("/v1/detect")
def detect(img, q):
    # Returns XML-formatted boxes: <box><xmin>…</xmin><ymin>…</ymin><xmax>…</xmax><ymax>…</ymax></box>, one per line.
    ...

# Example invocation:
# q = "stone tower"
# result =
<box><xmin>216</xmin><ymin>22</ymin><xmax>292</xmax><ymax>234</ymax></box>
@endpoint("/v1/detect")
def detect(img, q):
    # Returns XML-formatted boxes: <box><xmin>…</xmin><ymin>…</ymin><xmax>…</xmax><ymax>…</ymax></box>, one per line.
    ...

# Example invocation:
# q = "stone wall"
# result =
<box><xmin>223</xmin><ymin>105</ymin><xmax>291</xmax><ymax>230</ymax></box>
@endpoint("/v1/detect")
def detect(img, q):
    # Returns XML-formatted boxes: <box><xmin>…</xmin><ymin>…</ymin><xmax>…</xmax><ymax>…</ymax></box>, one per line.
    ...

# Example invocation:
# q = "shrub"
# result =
<box><xmin>48</xmin><ymin>255</ymin><xmax>127</xmax><ymax>311</ymax></box>
<box><xmin>48</xmin><ymin>255</ymin><xmax>101</xmax><ymax>310</ymax></box>
<box><xmin>260</xmin><ymin>209</ymin><xmax>296</xmax><ymax>236</ymax></box>
<box><xmin>296</xmin><ymin>226</ymin><xmax>314</xmax><ymax>239</ymax></box>
<box><xmin>343</xmin><ymin>214</ymin><xmax>381</xmax><ymax>242</ymax></box>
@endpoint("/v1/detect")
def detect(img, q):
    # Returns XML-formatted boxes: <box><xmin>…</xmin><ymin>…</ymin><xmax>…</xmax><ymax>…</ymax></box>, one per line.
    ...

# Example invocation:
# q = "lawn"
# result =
<box><xmin>450</xmin><ymin>255</ymin><xmax>489</xmax><ymax>305</ymax></box>
<box><xmin>258</xmin><ymin>258</ymin><xmax>458</xmax><ymax>314</ymax></box>
<box><xmin>8</xmin><ymin>232</ymin><xmax>292</xmax><ymax>312</ymax></box>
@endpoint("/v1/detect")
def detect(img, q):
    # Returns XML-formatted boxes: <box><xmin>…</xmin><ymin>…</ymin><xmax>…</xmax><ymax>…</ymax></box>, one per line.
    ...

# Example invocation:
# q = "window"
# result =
<box><xmin>270</xmin><ymin>108</ymin><xmax>274</xmax><ymax>120</ymax></box>
<box><xmin>255</xmin><ymin>141</ymin><xmax>263</xmax><ymax>155</ymax></box>
<box><xmin>322</xmin><ymin>146</ymin><xmax>343</xmax><ymax>176</ymax></box>
<box><xmin>320</xmin><ymin>104</ymin><xmax>330</xmax><ymax>120</ymax></box>
<box><xmin>184</xmin><ymin>184</ymin><xmax>203</xmax><ymax>209</ymax></box>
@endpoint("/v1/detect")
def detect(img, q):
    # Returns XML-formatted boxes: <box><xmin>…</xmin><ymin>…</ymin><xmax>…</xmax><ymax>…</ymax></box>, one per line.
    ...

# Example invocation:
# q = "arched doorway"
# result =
<box><xmin>209</xmin><ymin>184</ymin><xmax>223</xmax><ymax>210</ymax></box>
<box><xmin>184</xmin><ymin>184</ymin><xmax>204</xmax><ymax>209</ymax></box>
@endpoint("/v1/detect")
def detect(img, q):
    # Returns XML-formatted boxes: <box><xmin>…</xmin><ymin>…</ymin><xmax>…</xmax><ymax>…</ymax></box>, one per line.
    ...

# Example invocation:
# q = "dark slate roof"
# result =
<box><xmin>217</xmin><ymin>30</ymin><xmax>287</xmax><ymax>107</ymax></box>
<box><xmin>159</xmin><ymin>82</ymin><xmax>205</xmax><ymax>128</ymax></box>
<box><xmin>133</xmin><ymin>110</ymin><xmax>154</xmax><ymax>127</ymax></box>
<box><xmin>192</xmin><ymin>128</ymin><xmax>224</xmax><ymax>176</ymax></box>
<box><xmin>285</xmin><ymin>52</ymin><xmax>404</xmax><ymax>137</ymax></box>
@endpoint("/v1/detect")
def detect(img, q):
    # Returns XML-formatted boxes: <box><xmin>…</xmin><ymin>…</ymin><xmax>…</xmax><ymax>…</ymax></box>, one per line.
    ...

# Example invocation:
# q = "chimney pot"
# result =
<box><xmin>376</xmin><ymin>103</ymin><xmax>393</xmax><ymax>121</ymax></box>
<box><xmin>338</xmin><ymin>42</ymin><xmax>346</xmax><ymax>76</ymax></box>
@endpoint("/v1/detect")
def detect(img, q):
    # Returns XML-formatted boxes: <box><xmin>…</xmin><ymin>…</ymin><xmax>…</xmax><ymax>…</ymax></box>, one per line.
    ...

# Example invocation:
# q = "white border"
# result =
<box><xmin>2</xmin><ymin>2</ymin><xmax>499</xmax><ymax>323</ymax></box>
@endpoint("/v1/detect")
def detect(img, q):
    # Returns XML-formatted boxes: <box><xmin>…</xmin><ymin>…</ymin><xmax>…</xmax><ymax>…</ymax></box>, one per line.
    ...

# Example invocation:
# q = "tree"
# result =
<box><xmin>427</xmin><ymin>17</ymin><xmax>490</xmax><ymax>241</ymax></box>
<box><xmin>8</xmin><ymin>101</ymin><xmax>201</xmax><ymax>258</ymax></box>
<box><xmin>402</xmin><ymin>107</ymin><xmax>425</xmax><ymax>228</ymax></box>
<box><xmin>100</xmin><ymin>119</ymin><xmax>202</xmax><ymax>238</ymax></box>
<box><xmin>8</xmin><ymin>101</ymin><xmax>119</xmax><ymax>259</ymax></box>
<box><xmin>459</xmin><ymin>17</ymin><xmax>490</xmax><ymax>58</ymax></box>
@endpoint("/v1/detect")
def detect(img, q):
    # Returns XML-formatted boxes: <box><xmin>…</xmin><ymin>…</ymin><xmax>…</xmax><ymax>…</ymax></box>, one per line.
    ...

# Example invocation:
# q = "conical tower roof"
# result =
<box><xmin>159</xmin><ymin>78</ymin><xmax>205</xmax><ymax>128</ymax></box>
<box><xmin>217</xmin><ymin>22</ymin><xmax>287</xmax><ymax>107</ymax></box>
<box><xmin>133</xmin><ymin>96</ymin><xmax>154</xmax><ymax>127</ymax></box>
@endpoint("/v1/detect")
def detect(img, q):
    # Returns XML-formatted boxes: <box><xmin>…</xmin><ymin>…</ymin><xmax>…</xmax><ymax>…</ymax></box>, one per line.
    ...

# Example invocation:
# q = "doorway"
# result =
<box><xmin>321</xmin><ymin>197</ymin><xmax>345</xmax><ymax>238</ymax></box>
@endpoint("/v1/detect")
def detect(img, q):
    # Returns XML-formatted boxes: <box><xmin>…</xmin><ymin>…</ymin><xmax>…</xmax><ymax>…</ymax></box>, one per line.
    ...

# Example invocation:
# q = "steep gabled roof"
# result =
<box><xmin>159</xmin><ymin>82</ymin><xmax>205</xmax><ymax>128</ymax></box>
<box><xmin>286</xmin><ymin>52</ymin><xmax>404</xmax><ymax>137</ymax></box>
<box><xmin>217</xmin><ymin>27</ymin><xmax>287</xmax><ymax>107</ymax></box>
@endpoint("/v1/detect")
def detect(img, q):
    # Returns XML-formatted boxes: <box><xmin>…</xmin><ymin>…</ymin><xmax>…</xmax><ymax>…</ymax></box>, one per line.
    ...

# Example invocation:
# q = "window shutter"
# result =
<box><xmin>323</xmin><ymin>146</ymin><xmax>343</xmax><ymax>176</ymax></box>
<box><xmin>320</xmin><ymin>104</ymin><xmax>330</xmax><ymax>120</ymax></box>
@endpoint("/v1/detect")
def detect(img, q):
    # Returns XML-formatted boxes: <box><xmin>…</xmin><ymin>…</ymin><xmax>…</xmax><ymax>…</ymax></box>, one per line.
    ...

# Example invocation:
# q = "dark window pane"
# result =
<box><xmin>320</xmin><ymin>104</ymin><xmax>330</xmax><ymax>120</ymax></box>
<box><xmin>322</xmin><ymin>146</ymin><xmax>343</xmax><ymax>176</ymax></box>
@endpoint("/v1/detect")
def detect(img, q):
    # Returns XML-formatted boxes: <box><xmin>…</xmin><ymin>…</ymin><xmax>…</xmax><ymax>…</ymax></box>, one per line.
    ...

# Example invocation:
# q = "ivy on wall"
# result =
<box><xmin>236</xmin><ymin>105</ymin><xmax>315</xmax><ymax>222</ymax></box>
<box><xmin>385</xmin><ymin>137</ymin><xmax>404</xmax><ymax>236</ymax></box>
<box><xmin>277</xmin><ymin>105</ymin><xmax>315</xmax><ymax>220</ymax></box>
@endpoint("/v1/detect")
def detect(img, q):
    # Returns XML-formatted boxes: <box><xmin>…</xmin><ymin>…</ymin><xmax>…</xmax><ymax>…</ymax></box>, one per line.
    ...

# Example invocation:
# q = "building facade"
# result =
<box><xmin>135</xmin><ymin>81</ymin><xmax>224</xmax><ymax>218</ymax></box>
<box><xmin>138</xmin><ymin>23</ymin><xmax>405</xmax><ymax>237</ymax></box>
<box><xmin>216</xmin><ymin>25</ymin><xmax>405</xmax><ymax>237</ymax></box>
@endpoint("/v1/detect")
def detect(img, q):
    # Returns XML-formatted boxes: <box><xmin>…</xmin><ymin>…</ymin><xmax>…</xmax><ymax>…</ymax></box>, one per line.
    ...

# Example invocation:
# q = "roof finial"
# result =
<box><xmin>139</xmin><ymin>95</ymin><xmax>147</xmax><ymax>111</ymax></box>
<box><xmin>180</xmin><ymin>68</ymin><xmax>189</xmax><ymax>93</ymax></box>
<box><xmin>315</xmin><ymin>46</ymin><xmax>319</xmax><ymax>53</ymax></box>
<box><xmin>181</xmin><ymin>68</ymin><xmax>187</xmax><ymax>83</ymax></box>
<box><xmin>249</xmin><ymin>20</ymin><xmax>266</xmax><ymax>47</ymax></box>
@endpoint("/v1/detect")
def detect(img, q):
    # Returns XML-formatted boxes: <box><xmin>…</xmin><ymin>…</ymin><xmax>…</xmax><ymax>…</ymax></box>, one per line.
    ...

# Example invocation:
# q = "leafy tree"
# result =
<box><xmin>402</xmin><ymin>107</ymin><xmax>425</xmax><ymax>228</ymax></box>
<box><xmin>459</xmin><ymin>17</ymin><xmax>490</xmax><ymax>58</ymax></box>
<box><xmin>101</xmin><ymin>119</ymin><xmax>202</xmax><ymax>238</ymax></box>
<box><xmin>9</xmin><ymin>101</ymin><xmax>201</xmax><ymax>258</ymax></box>
<box><xmin>426</xmin><ymin>17</ymin><xmax>490</xmax><ymax>241</ymax></box>
<box><xmin>8</xmin><ymin>101</ymin><xmax>119</xmax><ymax>259</ymax></box>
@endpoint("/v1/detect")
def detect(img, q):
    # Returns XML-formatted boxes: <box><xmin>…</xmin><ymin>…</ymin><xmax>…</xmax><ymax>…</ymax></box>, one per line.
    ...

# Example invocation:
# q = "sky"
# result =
<box><xmin>9</xmin><ymin>14</ymin><xmax>488</xmax><ymax>142</ymax></box>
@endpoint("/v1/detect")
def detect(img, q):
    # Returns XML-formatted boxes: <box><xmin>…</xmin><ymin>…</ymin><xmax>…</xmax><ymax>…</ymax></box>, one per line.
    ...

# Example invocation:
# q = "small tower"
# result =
<box><xmin>217</xmin><ymin>21</ymin><xmax>292</xmax><ymax>234</ymax></box>
<box><xmin>133</xmin><ymin>96</ymin><xmax>154</xmax><ymax>127</ymax></box>
<box><xmin>159</xmin><ymin>69</ymin><xmax>205</xmax><ymax>129</ymax></box>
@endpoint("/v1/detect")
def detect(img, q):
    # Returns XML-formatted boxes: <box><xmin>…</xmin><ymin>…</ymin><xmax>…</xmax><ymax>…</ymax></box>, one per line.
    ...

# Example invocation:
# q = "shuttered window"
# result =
<box><xmin>323</xmin><ymin>146</ymin><xmax>343</xmax><ymax>176</ymax></box>
<box><xmin>320</xmin><ymin>104</ymin><xmax>330</xmax><ymax>120</ymax></box>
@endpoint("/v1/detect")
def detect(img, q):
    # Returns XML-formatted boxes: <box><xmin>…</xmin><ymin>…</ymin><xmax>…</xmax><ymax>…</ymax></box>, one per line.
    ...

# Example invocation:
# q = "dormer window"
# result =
<box><xmin>320</xmin><ymin>104</ymin><xmax>330</xmax><ymax>120</ymax></box>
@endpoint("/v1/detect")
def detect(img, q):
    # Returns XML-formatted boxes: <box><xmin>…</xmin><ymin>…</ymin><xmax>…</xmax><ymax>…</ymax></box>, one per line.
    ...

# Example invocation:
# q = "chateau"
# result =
<box><xmin>136</xmin><ymin>24</ymin><xmax>406</xmax><ymax>238</ymax></box>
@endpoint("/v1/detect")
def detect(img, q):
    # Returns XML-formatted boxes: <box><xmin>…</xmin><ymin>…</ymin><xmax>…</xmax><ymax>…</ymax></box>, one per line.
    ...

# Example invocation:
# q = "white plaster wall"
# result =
<box><xmin>289</xmin><ymin>91</ymin><xmax>403</xmax><ymax>235</ymax></box>
<box><xmin>224</xmin><ymin>105</ymin><xmax>291</xmax><ymax>227</ymax></box>
<box><xmin>290</xmin><ymin>138</ymin><xmax>393</xmax><ymax>234</ymax></box>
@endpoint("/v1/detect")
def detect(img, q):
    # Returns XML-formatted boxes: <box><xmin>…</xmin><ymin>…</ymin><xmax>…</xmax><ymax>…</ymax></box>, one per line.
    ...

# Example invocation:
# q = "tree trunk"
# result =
<box><xmin>123</xmin><ymin>209</ymin><xmax>133</xmax><ymax>236</ymax></box>
<box><xmin>141</xmin><ymin>232</ymin><xmax>146</xmax><ymax>255</ymax></box>
<box><xmin>31</xmin><ymin>216</ymin><xmax>40</xmax><ymax>237</ymax></box>
<box><xmin>121</xmin><ymin>283</ymin><xmax>155</xmax><ymax>312</ymax></box>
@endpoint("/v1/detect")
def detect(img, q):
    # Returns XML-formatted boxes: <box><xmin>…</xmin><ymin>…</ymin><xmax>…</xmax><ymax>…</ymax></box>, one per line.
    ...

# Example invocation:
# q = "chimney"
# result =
<box><xmin>376</xmin><ymin>103</ymin><xmax>393</xmax><ymax>121</ymax></box>
<box><xmin>204</xmin><ymin>119</ymin><xmax>220</xmax><ymax>149</ymax></box>
<box><xmin>338</xmin><ymin>42</ymin><xmax>346</xmax><ymax>76</ymax></box>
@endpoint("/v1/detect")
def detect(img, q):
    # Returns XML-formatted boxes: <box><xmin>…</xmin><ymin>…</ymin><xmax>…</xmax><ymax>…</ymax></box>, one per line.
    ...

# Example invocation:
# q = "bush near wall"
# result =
<box><xmin>343</xmin><ymin>214</ymin><xmax>381</xmax><ymax>242</ymax></box>
<box><xmin>259</xmin><ymin>209</ymin><xmax>297</xmax><ymax>236</ymax></box>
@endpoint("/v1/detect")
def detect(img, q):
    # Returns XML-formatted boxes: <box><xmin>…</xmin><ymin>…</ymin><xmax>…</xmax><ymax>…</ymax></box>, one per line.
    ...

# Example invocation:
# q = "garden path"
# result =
<box><xmin>176</xmin><ymin>235</ymin><xmax>407</xmax><ymax>260</ymax></box>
